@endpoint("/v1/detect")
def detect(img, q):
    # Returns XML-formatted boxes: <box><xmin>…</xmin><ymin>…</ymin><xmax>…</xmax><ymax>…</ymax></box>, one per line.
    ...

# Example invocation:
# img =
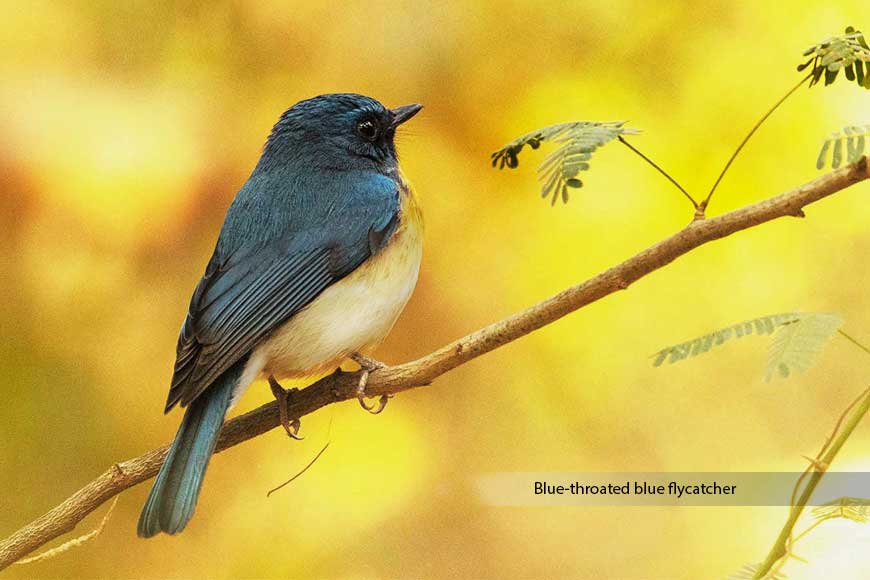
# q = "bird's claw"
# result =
<box><xmin>269</xmin><ymin>375</ymin><xmax>304</xmax><ymax>440</ymax></box>
<box><xmin>355</xmin><ymin>368</ymin><xmax>392</xmax><ymax>414</ymax></box>
<box><xmin>284</xmin><ymin>418</ymin><xmax>303</xmax><ymax>440</ymax></box>
<box><xmin>350</xmin><ymin>353</ymin><xmax>391</xmax><ymax>414</ymax></box>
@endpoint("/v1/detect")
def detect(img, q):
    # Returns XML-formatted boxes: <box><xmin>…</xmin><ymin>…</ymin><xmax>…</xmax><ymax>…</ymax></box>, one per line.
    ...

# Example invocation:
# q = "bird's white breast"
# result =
<box><xmin>233</xmin><ymin>202</ymin><xmax>423</xmax><ymax>404</ymax></box>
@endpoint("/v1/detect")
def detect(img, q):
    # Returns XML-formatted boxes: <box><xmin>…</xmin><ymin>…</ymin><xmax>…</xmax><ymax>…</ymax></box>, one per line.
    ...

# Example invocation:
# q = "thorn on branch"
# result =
<box><xmin>801</xmin><ymin>454</ymin><xmax>829</xmax><ymax>472</ymax></box>
<box><xmin>693</xmin><ymin>200</ymin><xmax>708</xmax><ymax>221</ymax></box>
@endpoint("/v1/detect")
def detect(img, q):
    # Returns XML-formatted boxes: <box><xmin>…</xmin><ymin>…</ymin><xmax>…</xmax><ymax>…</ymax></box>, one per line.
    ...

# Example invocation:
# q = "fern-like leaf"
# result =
<box><xmin>651</xmin><ymin>312</ymin><xmax>801</xmax><ymax>367</ymax></box>
<box><xmin>652</xmin><ymin>312</ymin><xmax>843</xmax><ymax>382</ymax></box>
<box><xmin>765</xmin><ymin>313</ymin><xmax>843</xmax><ymax>382</ymax></box>
<box><xmin>816</xmin><ymin>125</ymin><xmax>870</xmax><ymax>169</ymax></box>
<box><xmin>798</xmin><ymin>26</ymin><xmax>870</xmax><ymax>89</ymax></box>
<box><xmin>812</xmin><ymin>497</ymin><xmax>870</xmax><ymax>523</ymax></box>
<box><xmin>491</xmin><ymin>121</ymin><xmax>640</xmax><ymax>205</ymax></box>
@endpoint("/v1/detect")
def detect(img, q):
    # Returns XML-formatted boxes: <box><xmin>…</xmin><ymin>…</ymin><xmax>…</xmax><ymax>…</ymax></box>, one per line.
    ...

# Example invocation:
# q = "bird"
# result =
<box><xmin>137</xmin><ymin>93</ymin><xmax>423</xmax><ymax>538</ymax></box>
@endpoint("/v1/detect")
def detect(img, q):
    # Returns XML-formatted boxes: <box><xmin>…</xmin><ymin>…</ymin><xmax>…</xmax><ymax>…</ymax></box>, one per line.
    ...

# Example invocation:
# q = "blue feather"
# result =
<box><xmin>138</xmin><ymin>357</ymin><xmax>247</xmax><ymax>537</ymax></box>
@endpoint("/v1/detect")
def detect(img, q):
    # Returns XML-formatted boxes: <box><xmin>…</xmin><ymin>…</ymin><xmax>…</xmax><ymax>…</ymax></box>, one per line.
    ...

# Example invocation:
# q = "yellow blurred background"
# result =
<box><xmin>2</xmin><ymin>1</ymin><xmax>869</xmax><ymax>578</ymax></box>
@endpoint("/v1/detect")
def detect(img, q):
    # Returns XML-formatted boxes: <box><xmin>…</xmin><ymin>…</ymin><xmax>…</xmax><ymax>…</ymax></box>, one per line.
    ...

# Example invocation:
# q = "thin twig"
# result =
<box><xmin>266</xmin><ymin>442</ymin><xmax>331</xmax><ymax>498</ymax></box>
<box><xmin>754</xmin><ymin>386</ymin><xmax>870</xmax><ymax>579</ymax></box>
<box><xmin>838</xmin><ymin>329</ymin><xmax>870</xmax><ymax>357</ymax></box>
<box><xmin>788</xmin><ymin>385</ymin><xmax>870</xmax><ymax>507</ymax></box>
<box><xmin>786</xmin><ymin>331</ymin><xmax>870</xmax><ymax>509</ymax></box>
<box><xmin>768</xmin><ymin>517</ymin><xmax>827</xmax><ymax>575</ymax></box>
<box><xmin>776</xmin><ymin>384</ymin><xmax>870</xmax><ymax>580</ymax></box>
<box><xmin>14</xmin><ymin>498</ymin><xmax>118</xmax><ymax>566</ymax></box>
<box><xmin>703</xmin><ymin>73</ymin><xmax>813</xmax><ymax>212</ymax></box>
<box><xmin>790</xmin><ymin>516</ymin><xmax>830</xmax><ymax>547</ymax></box>
<box><xmin>618</xmin><ymin>136</ymin><xmax>698</xmax><ymax>209</ymax></box>
<box><xmin>0</xmin><ymin>156</ymin><xmax>867</xmax><ymax>571</ymax></box>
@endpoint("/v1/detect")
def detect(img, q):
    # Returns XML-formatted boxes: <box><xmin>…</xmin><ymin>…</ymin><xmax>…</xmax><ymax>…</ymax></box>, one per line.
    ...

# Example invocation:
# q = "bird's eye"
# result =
<box><xmin>356</xmin><ymin>119</ymin><xmax>379</xmax><ymax>142</ymax></box>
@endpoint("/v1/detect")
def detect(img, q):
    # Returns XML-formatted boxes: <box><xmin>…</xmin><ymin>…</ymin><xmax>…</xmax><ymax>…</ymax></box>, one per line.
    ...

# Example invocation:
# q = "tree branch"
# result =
<box><xmin>1</xmin><ymin>156</ymin><xmax>867</xmax><ymax>570</ymax></box>
<box><xmin>754</xmin><ymin>385</ymin><xmax>870</xmax><ymax>579</ymax></box>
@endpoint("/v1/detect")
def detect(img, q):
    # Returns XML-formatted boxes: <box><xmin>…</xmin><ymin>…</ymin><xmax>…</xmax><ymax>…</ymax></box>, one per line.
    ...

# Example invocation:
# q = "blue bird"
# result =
<box><xmin>138</xmin><ymin>93</ymin><xmax>423</xmax><ymax>537</ymax></box>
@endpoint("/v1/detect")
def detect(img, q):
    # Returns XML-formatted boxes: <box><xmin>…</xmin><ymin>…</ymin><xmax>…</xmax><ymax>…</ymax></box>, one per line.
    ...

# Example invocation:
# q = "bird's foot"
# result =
<box><xmin>268</xmin><ymin>375</ymin><xmax>303</xmax><ymax>439</ymax></box>
<box><xmin>350</xmin><ymin>353</ymin><xmax>391</xmax><ymax>414</ymax></box>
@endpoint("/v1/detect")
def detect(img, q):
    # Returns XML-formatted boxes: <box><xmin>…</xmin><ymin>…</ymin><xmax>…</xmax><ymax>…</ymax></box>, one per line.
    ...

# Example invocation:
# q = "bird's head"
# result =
<box><xmin>260</xmin><ymin>93</ymin><xmax>422</xmax><ymax>174</ymax></box>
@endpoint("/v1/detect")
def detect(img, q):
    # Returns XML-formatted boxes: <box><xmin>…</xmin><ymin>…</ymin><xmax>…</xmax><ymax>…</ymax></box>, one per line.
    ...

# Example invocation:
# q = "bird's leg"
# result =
<box><xmin>350</xmin><ymin>352</ymin><xmax>391</xmax><ymax>414</ymax></box>
<box><xmin>268</xmin><ymin>375</ymin><xmax>303</xmax><ymax>440</ymax></box>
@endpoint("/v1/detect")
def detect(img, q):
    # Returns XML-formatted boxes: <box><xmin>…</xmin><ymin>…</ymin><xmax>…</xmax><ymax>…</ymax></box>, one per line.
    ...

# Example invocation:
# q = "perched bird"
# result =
<box><xmin>138</xmin><ymin>93</ymin><xmax>423</xmax><ymax>537</ymax></box>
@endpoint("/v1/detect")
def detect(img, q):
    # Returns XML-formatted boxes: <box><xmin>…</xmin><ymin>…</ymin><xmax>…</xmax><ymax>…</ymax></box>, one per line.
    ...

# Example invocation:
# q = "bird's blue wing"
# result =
<box><xmin>165</xmin><ymin>178</ymin><xmax>401</xmax><ymax>411</ymax></box>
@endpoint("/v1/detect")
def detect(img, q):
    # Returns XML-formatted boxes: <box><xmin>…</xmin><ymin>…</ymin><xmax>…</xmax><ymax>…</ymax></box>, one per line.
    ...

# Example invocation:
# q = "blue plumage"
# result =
<box><xmin>138</xmin><ymin>93</ymin><xmax>422</xmax><ymax>537</ymax></box>
<box><xmin>138</xmin><ymin>356</ymin><xmax>247</xmax><ymax>537</ymax></box>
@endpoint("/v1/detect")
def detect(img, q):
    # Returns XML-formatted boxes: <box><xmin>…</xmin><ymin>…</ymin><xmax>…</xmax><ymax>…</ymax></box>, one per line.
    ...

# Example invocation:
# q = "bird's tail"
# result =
<box><xmin>137</xmin><ymin>360</ymin><xmax>245</xmax><ymax>537</ymax></box>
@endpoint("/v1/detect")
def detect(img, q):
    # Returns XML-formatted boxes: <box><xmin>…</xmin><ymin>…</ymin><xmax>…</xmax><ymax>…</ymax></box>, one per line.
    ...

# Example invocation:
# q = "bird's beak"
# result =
<box><xmin>390</xmin><ymin>103</ymin><xmax>423</xmax><ymax>129</ymax></box>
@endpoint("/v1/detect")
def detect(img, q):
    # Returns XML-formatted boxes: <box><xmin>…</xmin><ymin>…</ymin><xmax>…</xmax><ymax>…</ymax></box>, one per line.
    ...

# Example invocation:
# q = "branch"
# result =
<box><xmin>1</xmin><ymin>156</ymin><xmax>867</xmax><ymax>570</ymax></box>
<box><xmin>754</xmin><ymin>385</ymin><xmax>870</xmax><ymax>579</ymax></box>
<box><xmin>617</xmin><ymin>136</ymin><xmax>698</xmax><ymax>210</ymax></box>
<box><xmin>702</xmin><ymin>73</ymin><xmax>813</xmax><ymax>212</ymax></box>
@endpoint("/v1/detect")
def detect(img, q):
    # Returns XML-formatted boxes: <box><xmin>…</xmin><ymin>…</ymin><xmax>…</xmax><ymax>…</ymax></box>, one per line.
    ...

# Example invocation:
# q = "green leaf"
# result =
<box><xmin>815</xmin><ymin>125</ymin><xmax>870</xmax><ymax>170</ymax></box>
<box><xmin>833</xmin><ymin>137</ymin><xmax>843</xmax><ymax>168</ymax></box>
<box><xmin>652</xmin><ymin>312</ymin><xmax>843</xmax><ymax>383</ymax></box>
<box><xmin>802</xmin><ymin>27</ymin><xmax>870</xmax><ymax>90</ymax></box>
<box><xmin>816</xmin><ymin>138</ymin><xmax>832</xmax><ymax>170</ymax></box>
<box><xmin>651</xmin><ymin>312</ymin><xmax>801</xmax><ymax>367</ymax></box>
<box><xmin>765</xmin><ymin>312</ymin><xmax>843</xmax><ymax>382</ymax></box>
<box><xmin>491</xmin><ymin>121</ymin><xmax>640</xmax><ymax>204</ymax></box>
<box><xmin>847</xmin><ymin>126</ymin><xmax>866</xmax><ymax>160</ymax></box>
<box><xmin>812</xmin><ymin>497</ymin><xmax>870</xmax><ymax>523</ymax></box>
<box><xmin>811</xmin><ymin>64</ymin><xmax>825</xmax><ymax>86</ymax></box>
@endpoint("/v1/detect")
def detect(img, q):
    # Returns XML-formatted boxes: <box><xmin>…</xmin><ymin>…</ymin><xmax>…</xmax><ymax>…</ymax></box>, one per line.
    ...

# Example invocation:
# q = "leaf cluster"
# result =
<box><xmin>816</xmin><ymin>125</ymin><xmax>870</xmax><ymax>169</ymax></box>
<box><xmin>812</xmin><ymin>497</ymin><xmax>870</xmax><ymax>523</ymax></box>
<box><xmin>491</xmin><ymin>121</ymin><xmax>639</xmax><ymax>205</ymax></box>
<box><xmin>652</xmin><ymin>312</ymin><xmax>843</xmax><ymax>383</ymax></box>
<box><xmin>652</xmin><ymin>312</ymin><xmax>798</xmax><ymax>366</ymax></box>
<box><xmin>799</xmin><ymin>26</ymin><xmax>870</xmax><ymax>89</ymax></box>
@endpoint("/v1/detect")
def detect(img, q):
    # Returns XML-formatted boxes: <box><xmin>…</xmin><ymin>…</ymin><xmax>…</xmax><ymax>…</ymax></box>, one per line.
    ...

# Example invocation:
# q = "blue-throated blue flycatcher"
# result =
<box><xmin>138</xmin><ymin>93</ymin><xmax>423</xmax><ymax>537</ymax></box>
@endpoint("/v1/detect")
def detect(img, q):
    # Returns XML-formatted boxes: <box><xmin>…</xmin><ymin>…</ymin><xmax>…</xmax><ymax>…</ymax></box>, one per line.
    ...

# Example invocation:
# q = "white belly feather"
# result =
<box><xmin>232</xmin><ymin>211</ymin><xmax>422</xmax><ymax>405</ymax></box>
